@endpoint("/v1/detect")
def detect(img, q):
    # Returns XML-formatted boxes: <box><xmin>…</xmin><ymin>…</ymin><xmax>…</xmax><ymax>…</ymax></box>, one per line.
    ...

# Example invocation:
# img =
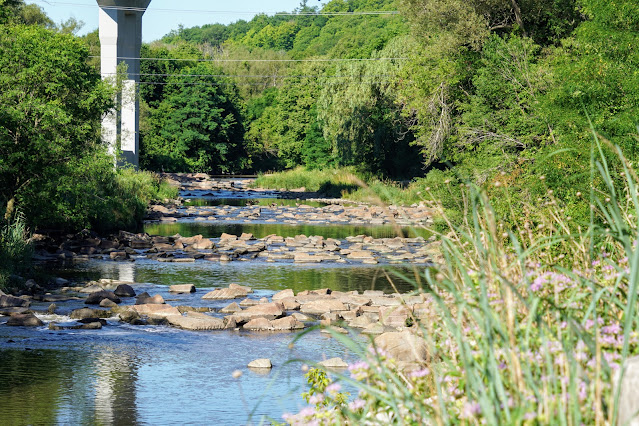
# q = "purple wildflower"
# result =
<box><xmin>348</xmin><ymin>399</ymin><xmax>366</xmax><ymax>411</ymax></box>
<box><xmin>409</xmin><ymin>368</ymin><xmax>430</xmax><ymax>378</ymax></box>
<box><xmin>299</xmin><ymin>407</ymin><xmax>315</xmax><ymax>417</ymax></box>
<box><xmin>326</xmin><ymin>383</ymin><xmax>341</xmax><ymax>393</ymax></box>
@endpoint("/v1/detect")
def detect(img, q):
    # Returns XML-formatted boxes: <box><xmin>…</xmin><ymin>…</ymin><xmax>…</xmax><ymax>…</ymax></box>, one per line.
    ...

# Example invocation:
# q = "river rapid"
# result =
<box><xmin>0</xmin><ymin>178</ymin><xmax>429</xmax><ymax>425</ymax></box>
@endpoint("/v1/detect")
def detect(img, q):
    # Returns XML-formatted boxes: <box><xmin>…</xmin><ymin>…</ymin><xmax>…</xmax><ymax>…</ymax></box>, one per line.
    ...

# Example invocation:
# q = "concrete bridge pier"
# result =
<box><xmin>97</xmin><ymin>0</ymin><xmax>151</xmax><ymax>168</ymax></box>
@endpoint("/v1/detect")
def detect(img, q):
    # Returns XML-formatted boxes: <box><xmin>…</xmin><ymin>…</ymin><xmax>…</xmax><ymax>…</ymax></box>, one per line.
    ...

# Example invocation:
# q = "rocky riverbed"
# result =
<box><xmin>1</xmin><ymin>278</ymin><xmax>431</xmax><ymax>370</ymax></box>
<box><xmin>30</xmin><ymin>174</ymin><xmax>440</xmax><ymax>266</ymax></box>
<box><xmin>0</xmin><ymin>174</ymin><xmax>439</xmax><ymax>423</ymax></box>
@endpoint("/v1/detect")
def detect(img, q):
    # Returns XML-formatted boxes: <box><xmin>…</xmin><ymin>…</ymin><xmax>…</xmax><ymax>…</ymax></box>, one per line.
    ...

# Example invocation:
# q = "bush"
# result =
<box><xmin>18</xmin><ymin>151</ymin><xmax>178</xmax><ymax>233</ymax></box>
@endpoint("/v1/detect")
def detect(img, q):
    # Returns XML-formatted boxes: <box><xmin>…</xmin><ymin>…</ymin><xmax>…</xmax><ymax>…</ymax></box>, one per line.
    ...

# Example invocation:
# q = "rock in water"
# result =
<box><xmin>0</xmin><ymin>294</ymin><xmax>30</xmax><ymax>308</ymax></box>
<box><xmin>248</xmin><ymin>358</ymin><xmax>272</xmax><ymax>369</ymax></box>
<box><xmin>166</xmin><ymin>313</ymin><xmax>225</xmax><ymax>330</ymax></box>
<box><xmin>318</xmin><ymin>358</ymin><xmax>348</xmax><ymax>368</ymax></box>
<box><xmin>114</xmin><ymin>284</ymin><xmax>136</xmax><ymax>298</ymax></box>
<box><xmin>169</xmin><ymin>284</ymin><xmax>196</xmax><ymax>294</ymax></box>
<box><xmin>118</xmin><ymin>308</ymin><xmax>142</xmax><ymax>324</ymax></box>
<box><xmin>272</xmin><ymin>289</ymin><xmax>294</xmax><ymax>300</ymax></box>
<box><xmin>135</xmin><ymin>292</ymin><xmax>165</xmax><ymax>305</ymax></box>
<box><xmin>243</xmin><ymin>317</ymin><xmax>272</xmax><ymax>331</ymax></box>
<box><xmin>6</xmin><ymin>313</ymin><xmax>43</xmax><ymax>327</ymax></box>
<box><xmin>219</xmin><ymin>302</ymin><xmax>242</xmax><ymax>313</ymax></box>
<box><xmin>85</xmin><ymin>290</ymin><xmax>120</xmax><ymax>305</ymax></box>
<box><xmin>70</xmin><ymin>308</ymin><xmax>111</xmax><ymax>320</ymax></box>
<box><xmin>99</xmin><ymin>299</ymin><xmax>117</xmax><ymax>308</ymax></box>
<box><xmin>79</xmin><ymin>284</ymin><xmax>104</xmax><ymax>294</ymax></box>
<box><xmin>300</xmin><ymin>299</ymin><xmax>347</xmax><ymax>315</ymax></box>
<box><xmin>132</xmin><ymin>304</ymin><xmax>180</xmax><ymax>317</ymax></box>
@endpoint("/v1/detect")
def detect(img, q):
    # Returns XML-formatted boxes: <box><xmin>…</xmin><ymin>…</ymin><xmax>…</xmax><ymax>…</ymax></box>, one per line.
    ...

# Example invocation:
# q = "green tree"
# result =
<box><xmin>0</xmin><ymin>24</ymin><xmax>112</xmax><ymax>220</ymax></box>
<box><xmin>140</xmin><ymin>63</ymin><xmax>246</xmax><ymax>173</ymax></box>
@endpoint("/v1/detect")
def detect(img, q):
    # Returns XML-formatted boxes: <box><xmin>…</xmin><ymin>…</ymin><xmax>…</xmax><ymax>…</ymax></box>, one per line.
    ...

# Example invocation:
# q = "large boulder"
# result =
<box><xmin>99</xmin><ymin>299</ymin><xmax>117</xmax><ymax>308</ymax></box>
<box><xmin>231</xmin><ymin>302</ymin><xmax>285</xmax><ymax>322</ymax></box>
<box><xmin>85</xmin><ymin>290</ymin><xmax>120</xmax><ymax>305</ymax></box>
<box><xmin>335</xmin><ymin>294</ymin><xmax>372</xmax><ymax>308</ymax></box>
<box><xmin>374</xmin><ymin>331</ymin><xmax>429</xmax><ymax>365</ymax></box>
<box><xmin>279</xmin><ymin>297</ymin><xmax>301</xmax><ymax>311</ymax></box>
<box><xmin>349</xmin><ymin>315</ymin><xmax>372</xmax><ymax>329</ymax></box>
<box><xmin>135</xmin><ymin>292</ymin><xmax>165</xmax><ymax>305</ymax></box>
<box><xmin>243</xmin><ymin>317</ymin><xmax>272</xmax><ymax>331</ymax></box>
<box><xmin>169</xmin><ymin>284</ymin><xmax>196</xmax><ymax>294</ymax></box>
<box><xmin>0</xmin><ymin>294</ymin><xmax>30</xmax><ymax>308</ymax></box>
<box><xmin>80</xmin><ymin>284</ymin><xmax>104</xmax><ymax>294</ymax></box>
<box><xmin>300</xmin><ymin>298</ymin><xmax>347</xmax><ymax>315</ymax></box>
<box><xmin>166</xmin><ymin>312</ymin><xmax>225</xmax><ymax>330</ymax></box>
<box><xmin>118</xmin><ymin>308</ymin><xmax>142</xmax><ymax>324</ymax></box>
<box><xmin>6</xmin><ymin>313</ymin><xmax>43</xmax><ymax>327</ymax></box>
<box><xmin>0</xmin><ymin>307</ymin><xmax>31</xmax><ymax>316</ymax></box>
<box><xmin>178</xmin><ymin>235</ymin><xmax>204</xmax><ymax>245</ymax></box>
<box><xmin>271</xmin><ymin>316</ymin><xmax>305</xmax><ymax>330</ymax></box>
<box><xmin>219</xmin><ymin>302</ymin><xmax>242</xmax><ymax>313</ymax></box>
<box><xmin>202</xmin><ymin>284</ymin><xmax>251</xmax><ymax>300</ymax></box>
<box><xmin>114</xmin><ymin>284</ymin><xmax>136</xmax><ymax>298</ymax></box>
<box><xmin>248</xmin><ymin>358</ymin><xmax>272</xmax><ymax>369</ymax></box>
<box><xmin>192</xmin><ymin>239</ymin><xmax>214</xmax><ymax>250</ymax></box>
<box><xmin>346</xmin><ymin>250</ymin><xmax>375</xmax><ymax>260</ymax></box>
<box><xmin>70</xmin><ymin>308</ymin><xmax>111</xmax><ymax>320</ymax></box>
<box><xmin>132</xmin><ymin>304</ymin><xmax>180</xmax><ymax>317</ymax></box>
<box><xmin>379</xmin><ymin>305</ymin><xmax>413</xmax><ymax>328</ymax></box>
<box><xmin>272</xmin><ymin>289</ymin><xmax>295</xmax><ymax>300</ymax></box>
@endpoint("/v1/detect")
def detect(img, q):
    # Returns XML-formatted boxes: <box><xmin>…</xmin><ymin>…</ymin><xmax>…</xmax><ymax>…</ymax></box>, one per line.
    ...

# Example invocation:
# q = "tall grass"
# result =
<box><xmin>253</xmin><ymin>167</ymin><xmax>366</xmax><ymax>197</ymax></box>
<box><xmin>285</xmin><ymin>132</ymin><xmax>639</xmax><ymax>424</ymax></box>
<box><xmin>94</xmin><ymin>168</ymin><xmax>178</xmax><ymax>233</ymax></box>
<box><xmin>0</xmin><ymin>212</ymin><xmax>33</xmax><ymax>292</ymax></box>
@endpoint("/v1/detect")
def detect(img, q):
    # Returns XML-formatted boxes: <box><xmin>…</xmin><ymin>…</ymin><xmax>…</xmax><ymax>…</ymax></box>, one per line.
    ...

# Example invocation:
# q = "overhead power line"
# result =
<box><xmin>34</xmin><ymin>1</ymin><xmax>400</xmax><ymax>16</ymax></box>
<box><xmin>101</xmin><ymin>72</ymin><xmax>397</xmax><ymax>79</ymax></box>
<box><xmin>136</xmin><ymin>79</ymin><xmax>406</xmax><ymax>87</ymax></box>
<box><xmin>89</xmin><ymin>56</ymin><xmax>408</xmax><ymax>63</ymax></box>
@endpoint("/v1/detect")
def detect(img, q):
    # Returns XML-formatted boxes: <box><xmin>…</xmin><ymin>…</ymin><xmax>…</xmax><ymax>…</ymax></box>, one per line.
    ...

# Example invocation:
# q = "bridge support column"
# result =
<box><xmin>97</xmin><ymin>0</ymin><xmax>151</xmax><ymax>168</ymax></box>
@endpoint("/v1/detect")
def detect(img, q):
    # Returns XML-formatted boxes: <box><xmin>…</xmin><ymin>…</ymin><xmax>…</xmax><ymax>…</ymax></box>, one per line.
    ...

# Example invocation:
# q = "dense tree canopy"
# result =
<box><xmin>0</xmin><ymin>24</ymin><xmax>112</xmax><ymax>219</ymax></box>
<box><xmin>4</xmin><ymin>0</ymin><xmax>638</xmax><ymax>230</ymax></box>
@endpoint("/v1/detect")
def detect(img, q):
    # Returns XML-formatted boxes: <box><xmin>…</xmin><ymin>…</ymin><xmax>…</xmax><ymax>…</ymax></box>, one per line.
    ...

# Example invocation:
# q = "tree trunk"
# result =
<box><xmin>510</xmin><ymin>0</ymin><xmax>526</xmax><ymax>36</ymax></box>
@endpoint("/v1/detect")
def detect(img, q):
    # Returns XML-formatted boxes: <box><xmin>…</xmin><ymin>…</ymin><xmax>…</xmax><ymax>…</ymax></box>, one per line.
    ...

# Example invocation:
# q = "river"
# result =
<box><xmin>0</xmin><ymin>179</ymin><xmax>427</xmax><ymax>425</ymax></box>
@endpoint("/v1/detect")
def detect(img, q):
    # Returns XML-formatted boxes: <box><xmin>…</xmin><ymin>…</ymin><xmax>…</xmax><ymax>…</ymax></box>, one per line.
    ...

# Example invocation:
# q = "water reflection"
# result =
<box><xmin>183</xmin><ymin>198</ymin><xmax>328</xmax><ymax>208</ymax></box>
<box><xmin>144</xmin><ymin>221</ymin><xmax>428</xmax><ymax>240</ymax></box>
<box><xmin>0</xmin><ymin>325</ymin><xmax>354</xmax><ymax>424</ymax></box>
<box><xmin>61</xmin><ymin>259</ymin><xmax>422</xmax><ymax>294</ymax></box>
<box><xmin>0</xmin><ymin>348</ymin><xmax>139</xmax><ymax>425</ymax></box>
<box><xmin>94</xmin><ymin>349</ymin><xmax>138</xmax><ymax>425</ymax></box>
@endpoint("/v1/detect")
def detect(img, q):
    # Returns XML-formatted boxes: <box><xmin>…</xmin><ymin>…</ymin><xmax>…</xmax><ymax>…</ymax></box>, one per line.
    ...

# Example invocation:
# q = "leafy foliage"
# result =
<box><xmin>140</xmin><ymin>62</ymin><xmax>246</xmax><ymax>173</ymax></box>
<box><xmin>0</xmin><ymin>24</ymin><xmax>112</xmax><ymax>218</ymax></box>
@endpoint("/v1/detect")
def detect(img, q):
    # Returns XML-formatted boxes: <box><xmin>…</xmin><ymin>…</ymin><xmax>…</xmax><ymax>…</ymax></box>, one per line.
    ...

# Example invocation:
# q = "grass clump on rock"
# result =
<box><xmin>0</xmin><ymin>212</ymin><xmax>33</xmax><ymax>292</ymax></box>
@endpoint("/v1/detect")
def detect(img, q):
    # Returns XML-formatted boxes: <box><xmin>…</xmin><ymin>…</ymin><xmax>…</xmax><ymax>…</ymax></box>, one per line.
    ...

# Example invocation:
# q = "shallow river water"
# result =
<box><xmin>0</xmin><ymin>184</ymin><xmax>426</xmax><ymax>425</ymax></box>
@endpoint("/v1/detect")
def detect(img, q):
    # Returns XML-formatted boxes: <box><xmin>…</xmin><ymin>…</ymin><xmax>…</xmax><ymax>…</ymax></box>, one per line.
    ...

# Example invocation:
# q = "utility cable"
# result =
<box><xmin>134</xmin><ymin>79</ymin><xmax>407</xmax><ymax>86</ymax></box>
<box><xmin>33</xmin><ymin>0</ymin><xmax>400</xmax><ymax>16</ymax></box>
<box><xmin>89</xmin><ymin>56</ymin><xmax>408</xmax><ymax>63</ymax></box>
<box><xmin>100</xmin><ymin>72</ymin><xmax>398</xmax><ymax>79</ymax></box>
